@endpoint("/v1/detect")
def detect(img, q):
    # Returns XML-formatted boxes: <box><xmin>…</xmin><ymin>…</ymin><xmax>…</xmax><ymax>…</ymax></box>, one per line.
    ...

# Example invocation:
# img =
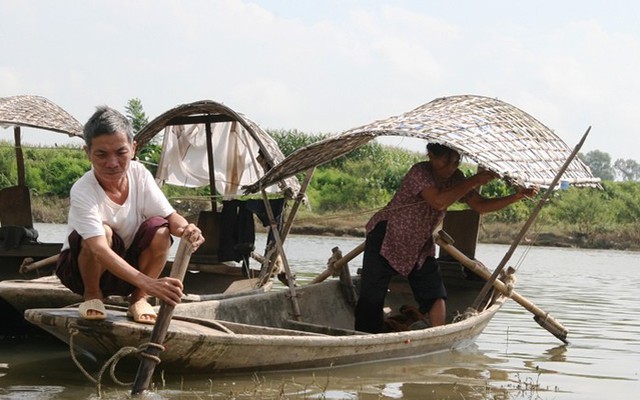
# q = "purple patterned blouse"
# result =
<box><xmin>366</xmin><ymin>161</ymin><xmax>467</xmax><ymax>277</ymax></box>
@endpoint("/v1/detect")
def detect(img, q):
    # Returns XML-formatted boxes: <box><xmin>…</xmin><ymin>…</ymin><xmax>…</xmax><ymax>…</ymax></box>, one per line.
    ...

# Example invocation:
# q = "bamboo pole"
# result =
<box><xmin>434</xmin><ymin>231</ymin><xmax>568</xmax><ymax>343</ymax></box>
<box><xmin>14</xmin><ymin>127</ymin><xmax>25</xmax><ymax>187</ymax></box>
<box><xmin>280</xmin><ymin>167</ymin><xmax>315</xmax><ymax>242</ymax></box>
<box><xmin>205</xmin><ymin>122</ymin><xmax>217</xmax><ymax>212</ymax></box>
<box><xmin>131</xmin><ymin>236</ymin><xmax>194</xmax><ymax>395</ymax></box>
<box><xmin>471</xmin><ymin>127</ymin><xmax>591</xmax><ymax>311</ymax></box>
<box><xmin>260</xmin><ymin>189</ymin><xmax>302</xmax><ymax>321</ymax></box>
<box><xmin>258</xmin><ymin>167</ymin><xmax>315</xmax><ymax>286</ymax></box>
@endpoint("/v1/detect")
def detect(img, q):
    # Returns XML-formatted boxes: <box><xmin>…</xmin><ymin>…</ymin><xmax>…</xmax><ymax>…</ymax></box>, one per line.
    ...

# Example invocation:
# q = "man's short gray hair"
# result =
<box><xmin>83</xmin><ymin>105</ymin><xmax>133</xmax><ymax>148</ymax></box>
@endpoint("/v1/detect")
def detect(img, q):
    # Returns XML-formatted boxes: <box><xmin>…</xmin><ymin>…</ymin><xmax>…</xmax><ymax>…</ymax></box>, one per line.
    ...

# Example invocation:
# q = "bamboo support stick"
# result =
<box><xmin>471</xmin><ymin>127</ymin><xmax>591</xmax><ymax>311</ymax></box>
<box><xmin>260</xmin><ymin>189</ymin><xmax>302</xmax><ymax>321</ymax></box>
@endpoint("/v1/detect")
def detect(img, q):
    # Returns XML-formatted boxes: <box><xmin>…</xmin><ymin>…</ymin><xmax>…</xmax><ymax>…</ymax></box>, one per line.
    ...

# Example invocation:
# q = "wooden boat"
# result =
<box><xmin>25</xmin><ymin>95</ymin><xmax>599</xmax><ymax>374</ymax></box>
<box><xmin>25</xmin><ymin>265</ymin><xmax>503</xmax><ymax>372</ymax></box>
<box><xmin>1</xmin><ymin>98</ymin><xmax>298</xmax><ymax>334</ymax></box>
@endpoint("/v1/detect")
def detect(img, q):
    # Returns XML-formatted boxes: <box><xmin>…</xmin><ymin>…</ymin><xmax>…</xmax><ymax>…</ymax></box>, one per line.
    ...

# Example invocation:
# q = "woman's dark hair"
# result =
<box><xmin>426</xmin><ymin>143</ymin><xmax>460</xmax><ymax>163</ymax></box>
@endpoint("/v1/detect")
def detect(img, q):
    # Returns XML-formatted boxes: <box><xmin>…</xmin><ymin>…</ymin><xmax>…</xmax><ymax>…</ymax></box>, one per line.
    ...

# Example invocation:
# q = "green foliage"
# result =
<box><xmin>136</xmin><ymin>142</ymin><xmax>162</xmax><ymax>177</ymax></box>
<box><xmin>0</xmin><ymin>144</ymin><xmax>16</xmax><ymax>187</ymax></box>
<box><xmin>548</xmin><ymin>187</ymin><xmax>613</xmax><ymax>236</ymax></box>
<box><xmin>125</xmin><ymin>98</ymin><xmax>149</xmax><ymax>135</ymax></box>
<box><xmin>581</xmin><ymin>150</ymin><xmax>615</xmax><ymax>181</ymax></box>
<box><xmin>30</xmin><ymin>147</ymin><xmax>89</xmax><ymax>196</ymax></box>
<box><xmin>296</xmin><ymin>136</ymin><xmax>423</xmax><ymax>212</ymax></box>
<box><xmin>308</xmin><ymin>163</ymin><xmax>394</xmax><ymax>212</ymax></box>
<box><xmin>0</xmin><ymin>142</ymin><xmax>89</xmax><ymax>196</ymax></box>
<box><xmin>268</xmin><ymin>129</ymin><xmax>327</xmax><ymax>157</ymax></box>
<box><xmin>602</xmin><ymin>181</ymin><xmax>640</xmax><ymax>224</ymax></box>
<box><xmin>125</xmin><ymin>96</ymin><xmax>160</xmax><ymax>175</ymax></box>
<box><xmin>480</xmin><ymin>179</ymin><xmax>533</xmax><ymax>223</ymax></box>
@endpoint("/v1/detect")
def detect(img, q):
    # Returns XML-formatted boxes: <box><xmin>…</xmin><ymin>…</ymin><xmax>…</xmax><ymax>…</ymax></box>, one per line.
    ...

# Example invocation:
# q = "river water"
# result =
<box><xmin>0</xmin><ymin>224</ymin><xmax>638</xmax><ymax>399</ymax></box>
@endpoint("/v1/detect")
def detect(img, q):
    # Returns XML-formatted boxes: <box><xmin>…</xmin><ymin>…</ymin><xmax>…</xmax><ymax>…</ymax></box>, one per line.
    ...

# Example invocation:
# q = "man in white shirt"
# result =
<box><xmin>56</xmin><ymin>106</ymin><xmax>204</xmax><ymax>324</ymax></box>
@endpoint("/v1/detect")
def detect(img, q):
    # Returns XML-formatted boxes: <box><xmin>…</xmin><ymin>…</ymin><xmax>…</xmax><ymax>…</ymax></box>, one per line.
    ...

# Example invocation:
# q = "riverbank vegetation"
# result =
<box><xmin>1</xmin><ymin>130</ymin><xmax>639</xmax><ymax>251</ymax></box>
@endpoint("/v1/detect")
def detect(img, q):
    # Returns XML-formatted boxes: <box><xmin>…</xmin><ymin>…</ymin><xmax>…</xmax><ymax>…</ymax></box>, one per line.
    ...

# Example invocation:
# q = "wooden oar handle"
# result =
<box><xmin>434</xmin><ymin>230</ymin><xmax>569</xmax><ymax>344</ymax></box>
<box><xmin>19</xmin><ymin>253</ymin><xmax>60</xmax><ymax>274</ymax></box>
<box><xmin>131</xmin><ymin>235</ymin><xmax>195</xmax><ymax>395</ymax></box>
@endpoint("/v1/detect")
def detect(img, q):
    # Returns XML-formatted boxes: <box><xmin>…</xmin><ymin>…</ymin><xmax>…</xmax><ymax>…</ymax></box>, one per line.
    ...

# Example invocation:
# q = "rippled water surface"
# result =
<box><xmin>1</xmin><ymin>224</ymin><xmax>638</xmax><ymax>399</ymax></box>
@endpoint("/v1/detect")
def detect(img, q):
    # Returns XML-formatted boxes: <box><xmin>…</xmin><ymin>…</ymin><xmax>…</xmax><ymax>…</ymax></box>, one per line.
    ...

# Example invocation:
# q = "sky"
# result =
<box><xmin>1</xmin><ymin>0</ymin><xmax>639</xmax><ymax>161</ymax></box>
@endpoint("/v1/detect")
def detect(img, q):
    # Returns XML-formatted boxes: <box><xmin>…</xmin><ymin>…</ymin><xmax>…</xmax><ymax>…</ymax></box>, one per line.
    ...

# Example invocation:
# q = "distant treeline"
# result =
<box><xmin>1</xmin><ymin>130</ymin><xmax>639</xmax><ymax>242</ymax></box>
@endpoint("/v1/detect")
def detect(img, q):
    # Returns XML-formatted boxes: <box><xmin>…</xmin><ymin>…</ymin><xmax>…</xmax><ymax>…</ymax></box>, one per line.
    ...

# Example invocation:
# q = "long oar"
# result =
<box><xmin>435</xmin><ymin>230</ymin><xmax>568</xmax><ymax>343</ymax></box>
<box><xmin>471</xmin><ymin>127</ymin><xmax>591</xmax><ymax>311</ymax></box>
<box><xmin>131</xmin><ymin>235</ymin><xmax>194</xmax><ymax>395</ymax></box>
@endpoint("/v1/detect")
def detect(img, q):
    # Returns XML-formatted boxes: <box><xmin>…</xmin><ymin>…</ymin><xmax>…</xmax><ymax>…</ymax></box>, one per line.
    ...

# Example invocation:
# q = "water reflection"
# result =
<box><xmin>543</xmin><ymin>345</ymin><xmax>568</xmax><ymax>362</ymax></box>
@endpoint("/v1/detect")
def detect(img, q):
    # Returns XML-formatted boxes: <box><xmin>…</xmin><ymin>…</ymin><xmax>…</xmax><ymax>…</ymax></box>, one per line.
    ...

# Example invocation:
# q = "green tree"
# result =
<box><xmin>581</xmin><ymin>150</ymin><xmax>615</xmax><ymax>181</ymax></box>
<box><xmin>125</xmin><ymin>98</ymin><xmax>161</xmax><ymax>175</ymax></box>
<box><xmin>613</xmin><ymin>158</ymin><xmax>640</xmax><ymax>181</ymax></box>
<box><xmin>125</xmin><ymin>98</ymin><xmax>149</xmax><ymax>135</ymax></box>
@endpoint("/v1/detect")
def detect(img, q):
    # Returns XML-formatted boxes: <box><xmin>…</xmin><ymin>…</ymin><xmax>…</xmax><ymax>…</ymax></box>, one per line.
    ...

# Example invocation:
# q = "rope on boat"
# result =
<box><xmin>67</xmin><ymin>324</ymin><xmax>165</xmax><ymax>396</ymax></box>
<box><xmin>452</xmin><ymin>307</ymin><xmax>479</xmax><ymax>323</ymax></box>
<box><xmin>501</xmin><ymin>266</ymin><xmax>518</xmax><ymax>297</ymax></box>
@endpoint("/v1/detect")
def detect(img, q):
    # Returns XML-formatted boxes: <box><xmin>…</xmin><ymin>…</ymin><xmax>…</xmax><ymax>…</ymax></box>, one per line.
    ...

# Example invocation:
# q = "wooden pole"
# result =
<box><xmin>258</xmin><ymin>167</ymin><xmax>315</xmax><ymax>286</ymax></box>
<box><xmin>14</xmin><ymin>127</ymin><xmax>25</xmax><ymax>187</ymax></box>
<box><xmin>280</xmin><ymin>167</ymin><xmax>315</xmax><ymax>242</ymax></box>
<box><xmin>260</xmin><ymin>189</ymin><xmax>302</xmax><ymax>321</ymax></box>
<box><xmin>131</xmin><ymin>236</ymin><xmax>194</xmax><ymax>395</ymax></box>
<box><xmin>205</xmin><ymin>122</ymin><xmax>217</xmax><ymax>212</ymax></box>
<box><xmin>434</xmin><ymin>231</ymin><xmax>568</xmax><ymax>343</ymax></box>
<box><xmin>471</xmin><ymin>127</ymin><xmax>591</xmax><ymax>311</ymax></box>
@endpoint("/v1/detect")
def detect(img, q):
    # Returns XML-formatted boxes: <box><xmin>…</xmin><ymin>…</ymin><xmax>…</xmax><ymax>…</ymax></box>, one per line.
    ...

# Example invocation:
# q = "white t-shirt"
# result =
<box><xmin>62</xmin><ymin>161</ymin><xmax>175</xmax><ymax>251</ymax></box>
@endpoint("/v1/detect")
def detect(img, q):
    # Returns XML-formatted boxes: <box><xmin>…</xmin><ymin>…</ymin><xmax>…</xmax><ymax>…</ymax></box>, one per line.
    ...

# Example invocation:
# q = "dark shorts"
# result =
<box><xmin>55</xmin><ymin>216</ymin><xmax>170</xmax><ymax>297</ymax></box>
<box><xmin>355</xmin><ymin>221</ymin><xmax>447</xmax><ymax>333</ymax></box>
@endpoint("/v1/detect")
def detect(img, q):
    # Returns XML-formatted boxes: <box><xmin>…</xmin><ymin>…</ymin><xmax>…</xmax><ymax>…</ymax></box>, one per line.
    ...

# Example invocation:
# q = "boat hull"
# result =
<box><xmin>25</xmin><ymin>274</ymin><xmax>505</xmax><ymax>373</ymax></box>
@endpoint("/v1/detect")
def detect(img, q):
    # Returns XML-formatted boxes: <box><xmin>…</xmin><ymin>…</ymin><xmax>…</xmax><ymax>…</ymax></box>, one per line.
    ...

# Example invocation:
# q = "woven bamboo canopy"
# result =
<box><xmin>0</xmin><ymin>95</ymin><xmax>83</xmax><ymax>187</ymax></box>
<box><xmin>135</xmin><ymin>100</ymin><xmax>300</xmax><ymax>197</ymax></box>
<box><xmin>245</xmin><ymin>95</ymin><xmax>600</xmax><ymax>193</ymax></box>
<box><xmin>0</xmin><ymin>95</ymin><xmax>83</xmax><ymax>137</ymax></box>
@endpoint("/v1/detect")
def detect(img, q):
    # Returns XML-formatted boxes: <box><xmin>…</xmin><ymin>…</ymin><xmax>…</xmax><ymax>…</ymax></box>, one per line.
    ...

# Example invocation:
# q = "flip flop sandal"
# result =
<box><xmin>127</xmin><ymin>299</ymin><xmax>157</xmax><ymax>325</ymax></box>
<box><xmin>78</xmin><ymin>299</ymin><xmax>107</xmax><ymax>321</ymax></box>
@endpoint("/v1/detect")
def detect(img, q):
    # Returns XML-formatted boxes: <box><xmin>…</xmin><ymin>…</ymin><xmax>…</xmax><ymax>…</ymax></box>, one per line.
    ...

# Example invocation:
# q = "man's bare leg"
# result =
<box><xmin>77</xmin><ymin>225</ymin><xmax>113</xmax><ymax>318</ymax></box>
<box><xmin>129</xmin><ymin>226</ymin><xmax>171</xmax><ymax>322</ymax></box>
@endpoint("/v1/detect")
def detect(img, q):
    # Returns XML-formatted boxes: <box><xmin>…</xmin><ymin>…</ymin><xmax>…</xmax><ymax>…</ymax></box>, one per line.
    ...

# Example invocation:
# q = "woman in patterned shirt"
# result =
<box><xmin>354</xmin><ymin>143</ymin><xmax>538</xmax><ymax>333</ymax></box>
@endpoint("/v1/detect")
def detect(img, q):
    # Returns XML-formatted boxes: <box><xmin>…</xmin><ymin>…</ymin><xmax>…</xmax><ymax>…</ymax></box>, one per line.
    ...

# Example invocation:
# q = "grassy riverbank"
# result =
<box><xmin>31</xmin><ymin>196</ymin><xmax>640</xmax><ymax>251</ymax></box>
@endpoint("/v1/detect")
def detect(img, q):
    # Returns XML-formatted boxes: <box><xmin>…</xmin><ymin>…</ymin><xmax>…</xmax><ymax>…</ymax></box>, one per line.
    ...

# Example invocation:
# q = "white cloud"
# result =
<box><xmin>1</xmin><ymin>0</ymin><xmax>640</xmax><ymax>159</ymax></box>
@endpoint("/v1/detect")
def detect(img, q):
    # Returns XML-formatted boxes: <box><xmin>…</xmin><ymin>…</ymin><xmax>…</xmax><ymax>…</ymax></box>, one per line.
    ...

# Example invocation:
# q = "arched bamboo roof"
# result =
<box><xmin>0</xmin><ymin>95</ymin><xmax>83</xmax><ymax>137</ymax></box>
<box><xmin>245</xmin><ymin>95</ymin><xmax>600</xmax><ymax>193</ymax></box>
